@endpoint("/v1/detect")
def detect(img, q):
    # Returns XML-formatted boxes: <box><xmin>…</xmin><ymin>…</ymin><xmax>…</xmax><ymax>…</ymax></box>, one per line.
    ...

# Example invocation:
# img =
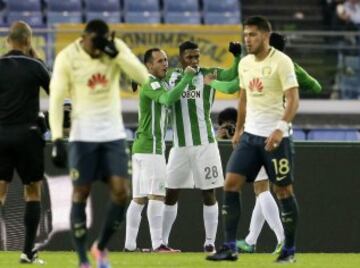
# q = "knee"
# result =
<box><xmin>24</xmin><ymin>182</ymin><xmax>42</xmax><ymax>202</ymax></box>
<box><xmin>111</xmin><ymin>186</ymin><xmax>130</xmax><ymax>204</ymax></box>
<box><xmin>253</xmin><ymin>180</ymin><xmax>270</xmax><ymax>196</ymax></box>
<box><xmin>224</xmin><ymin>173</ymin><xmax>245</xmax><ymax>192</ymax></box>
<box><xmin>273</xmin><ymin>184</ymin><xmax>294</xmax><ymax>199</ymax></box>
<box><xmin>72</xmin><ymin>187</ymin><xmax>91</xmax><ymax>203</ymax></box>
<box><xmin>202</xmin><ymin>189</ymin><xmax>216</xmax><ymax>206</ymax></box>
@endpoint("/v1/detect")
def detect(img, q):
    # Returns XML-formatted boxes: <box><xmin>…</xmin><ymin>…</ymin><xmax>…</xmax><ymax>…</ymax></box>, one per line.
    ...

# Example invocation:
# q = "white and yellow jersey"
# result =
<box><xmin>239</xmin><ymin>47</ymin><xmax>298</xmax><ymax>137</ymax></box>
<box><xmin>49</xmin><ymin>38</ymin><xmax>148</xmax><ymax>142</ymax></box>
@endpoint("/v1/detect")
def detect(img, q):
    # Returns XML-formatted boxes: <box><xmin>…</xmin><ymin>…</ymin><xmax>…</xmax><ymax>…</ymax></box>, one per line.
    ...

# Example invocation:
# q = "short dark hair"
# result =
<box><xmin>144</xmin><ymin>48</ymin><xmax>161</xmax><ymax>64</ymax></box>
<box><xmin>270</xmin><ymin>32</ymin><xmax>286</xmax><ymax>52</ymax></box>
<box><xmin>84</xmin><ymin>19</ymin><xmax>109</xmax><ymax>37</ymax></box>
<box><xmin>243</xmin><ymin>16</ymin><xmax>272</xmax><ymax>32</ymax></box>
<box><xmin>218</xmin><ymin>107</ymin><xmax>237</xmax><ymax>126</ymax></box>
<box><xmin>179</xmin><ymin>41</ymin><xmax>198</xmax><ymax>55</ymax></box>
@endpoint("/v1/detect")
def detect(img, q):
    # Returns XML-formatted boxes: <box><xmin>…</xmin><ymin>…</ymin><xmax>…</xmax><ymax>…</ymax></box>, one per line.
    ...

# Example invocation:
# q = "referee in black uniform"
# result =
<box><xmin>0</xmin><ymin>21</ymin><xmax>50</xmax><ymax>264</ymax></box>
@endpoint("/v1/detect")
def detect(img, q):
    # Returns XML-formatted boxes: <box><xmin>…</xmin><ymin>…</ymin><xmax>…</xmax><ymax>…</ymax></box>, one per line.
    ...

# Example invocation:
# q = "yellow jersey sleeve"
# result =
<box><xmin>278</xmin><ymin>55</ymin><xmax>298</xmax><ymax>91</ymax></box>
<box><xmin>238</xmin><ymin>62</ymin><xmax>245</xmax><ymax>89</ymax></box>
<box><xmin>114</xmin><ymin>38</ymin><xmax>149</xmax><ymax>85</ymax></box>
<box><xmin>49</xmin><ymin>50</ymin><xmax>70</xmax><ymax>140</ymax></box>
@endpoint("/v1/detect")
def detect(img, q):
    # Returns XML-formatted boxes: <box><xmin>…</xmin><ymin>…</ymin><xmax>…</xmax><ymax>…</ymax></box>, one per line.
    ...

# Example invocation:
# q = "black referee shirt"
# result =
<box><xmin>0</xmin><ymin>50</ymin><xmax>50</xmax><ymax>126</ymax></box>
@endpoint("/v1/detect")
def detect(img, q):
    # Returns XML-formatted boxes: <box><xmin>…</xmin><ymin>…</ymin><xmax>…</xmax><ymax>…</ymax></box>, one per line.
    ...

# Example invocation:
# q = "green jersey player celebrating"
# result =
<box><xmin>124</xmin><ymin>48</ymin><xmax>196</xmax><ymax>252</ymax></box>
<box><xmin>204</xmin><ymin>32</ymin><xmax>321</xmax><ymax>255</ymax></box>
<box><xmin>162</xmin><ymin>41</ymin><xmax>241</xmax><ymax>253</ymax></box>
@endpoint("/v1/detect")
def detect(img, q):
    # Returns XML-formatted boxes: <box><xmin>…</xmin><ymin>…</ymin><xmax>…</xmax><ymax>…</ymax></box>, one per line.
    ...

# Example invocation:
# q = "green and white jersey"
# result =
<box><xmin>168</xmin><ymin>67</ymin><xmax>219</xmax><ymax>147</ymax></box>
<box><xmin>132</xmin><ymin>75</ymin><xmax>169</xmax><ymax>155</ymax></box>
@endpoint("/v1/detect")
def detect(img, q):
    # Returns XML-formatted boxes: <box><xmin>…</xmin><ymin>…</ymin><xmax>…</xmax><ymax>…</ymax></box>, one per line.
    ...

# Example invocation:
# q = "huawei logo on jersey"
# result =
<box><xmin>249</xmin><ymin>78</ymin><xmax>263</xmax><ymax>92</ymax></box>
<box><xmin>87</xmin><ymin>73</ymin><xmax>108</xmax><ymax>90</ymax></box>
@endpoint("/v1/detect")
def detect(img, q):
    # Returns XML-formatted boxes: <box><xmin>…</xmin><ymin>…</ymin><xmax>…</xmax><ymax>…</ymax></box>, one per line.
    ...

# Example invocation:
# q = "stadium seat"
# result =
<box><xmin>292</xmin><ymin>129</ymin><xmax>306</xmax><ymax>140</ymax></box>
<box><xmin>47</xmin><ymin>12</ymin><xmax>83</xmax><ymax>25</ymax></box>
<box><xmin>163</xmin><ymin>0</ymin><xmax>199</xmax><ymax>13</ymax></box>
<box><xmin>307</xmin><ymin>129</ymin><xmax>360</xmax><ymax>141</ymax></box>
<box><xmin>7</xmin><ymin>11</ymin><xmax>44</xmax><ymax>27</ymax></box>
<box><xmin>84</xmin><ymin>0</ymin><xmax>120</xmax><ymax>12</ymax></box>
<box><xmin>203</xmin><ymin>0</ymin><xmax>240</xmax><ymax>13</ymax></box>
<box><xmin>7</xmin><ymin>0</ymin><xmax>41</xmax><ymax>12</ymax></box>
<box><xmin>86</xmin><ymin>12</ymin><xmax>121</xmax><ymax>23</ymax></box>
<box><xmin>47</xmin><ymin>0</ymin><xmax>82</xmax><ymax>12</ymax></box>
<box><xmin>203</xmin><ymin>12</ymin><xmax>241</xmax><ymax>25</ymax></box>
<box><xmin>164</xmin><ymin>12</ymin><xmax>201</xmax><ymax>24</ymax></box>
<box><xmin>344</xmin><ymin>55</ymin><xmax>360</xmax><ymax>72</ymax></box>
<box><xmin>339</xmin><ymin>75</ymin><xmax>360</xmax><ymax>99</ymax></box>
<box><xmin>124</xmin><ymin>11</ymin><xmax>161</xmax><ymax>24</ymax></box>
<box><xmin>123</xmin><ymin>0</ymin><xmax>159</xmax><ymax>12</ymax></box>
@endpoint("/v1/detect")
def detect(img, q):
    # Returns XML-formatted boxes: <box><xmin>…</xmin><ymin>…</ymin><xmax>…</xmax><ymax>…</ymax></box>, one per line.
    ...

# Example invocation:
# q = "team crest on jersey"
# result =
<box><xmin>249</xmin><ymin>78</ymin><xmax>264</xmax><ymax>93</ymax></box>
<box><xmin>87</xmin><ymin>73</ymin><xmax>108</xmax><ymax>91</ymax></box>
<box><xmin>262</xmin><ymin>66</ymin><xmax>272</xmax><ymax>77</ymax></box>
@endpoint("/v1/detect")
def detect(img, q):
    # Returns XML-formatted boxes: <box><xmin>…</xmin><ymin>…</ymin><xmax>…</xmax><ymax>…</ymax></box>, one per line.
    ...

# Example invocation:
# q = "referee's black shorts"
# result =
<box><xmin>0</xmin><ymin>124</ymin><xmax>44</xmax><ymax>185</ymax></box>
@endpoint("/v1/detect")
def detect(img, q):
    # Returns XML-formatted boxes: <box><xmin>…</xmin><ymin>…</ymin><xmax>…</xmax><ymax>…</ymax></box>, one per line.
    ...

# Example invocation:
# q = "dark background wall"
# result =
<box><xmin>3</xmin><ymin>142</ymin><xmax>360</xmax><ymax>252</ymax></box>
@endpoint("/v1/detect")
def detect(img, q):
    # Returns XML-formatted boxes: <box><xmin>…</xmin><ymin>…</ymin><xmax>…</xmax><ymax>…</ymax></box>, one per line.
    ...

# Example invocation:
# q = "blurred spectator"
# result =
<box><xmin>216</xmin><ymin>107</ymin><xmax>237</xmax><ymax>140</ymax></box>
<box><xmin>321</xmin><ymin>0</ymin><xmax>344</xmax><ymax>30</ymax></box>
<box><xmin>337</xmin><ymin>0</ymin><xmax>360</xmax><ymax>30</ymax></box>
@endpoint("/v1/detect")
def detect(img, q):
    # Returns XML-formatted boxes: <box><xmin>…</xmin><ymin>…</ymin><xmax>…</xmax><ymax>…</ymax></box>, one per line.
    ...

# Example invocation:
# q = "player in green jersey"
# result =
<box><xmin>125</xmin><ymin>48</ymin><xmax>196</xmax><ymax>252</ymax></box>
<box><xmin>162</xmin><ymin>41</ymin><xmax>241</xmax><ymax>253</ymax></box>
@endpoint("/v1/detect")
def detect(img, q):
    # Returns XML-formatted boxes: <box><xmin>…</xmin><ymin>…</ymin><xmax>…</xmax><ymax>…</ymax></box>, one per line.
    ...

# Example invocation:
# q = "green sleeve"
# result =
<box><xmin>143</xmin><ymin>73</ymin><xmax>194</xmax><ymax>106</ymax></box>
<box><xmin>295</xmin><ymin>63</ymin><xmax>322</xmax><ymax>94</ymax></box>
<box><xmin>210</xmin><ymin>78</ymin><xmax>240</xmax><ymax>94</ymax></box>
<box><xmin>217</xmin><ymin>56</ymin><xmax>241</xmax><ymax>81</ymax></box>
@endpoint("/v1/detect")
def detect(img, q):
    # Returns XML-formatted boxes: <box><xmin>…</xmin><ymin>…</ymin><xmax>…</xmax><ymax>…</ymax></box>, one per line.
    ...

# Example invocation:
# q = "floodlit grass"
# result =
<box><xmin>0</xmin><ymin>252</ymin><xmax>359</xmax><ymax>268</ymax></box>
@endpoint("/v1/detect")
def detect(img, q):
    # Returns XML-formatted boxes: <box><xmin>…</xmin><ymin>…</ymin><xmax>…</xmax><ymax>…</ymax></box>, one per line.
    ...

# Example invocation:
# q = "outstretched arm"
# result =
<box><xmin>295</xmin><ymin>63</ymin><xmax>322</xmax><ymax>94</ymax></box>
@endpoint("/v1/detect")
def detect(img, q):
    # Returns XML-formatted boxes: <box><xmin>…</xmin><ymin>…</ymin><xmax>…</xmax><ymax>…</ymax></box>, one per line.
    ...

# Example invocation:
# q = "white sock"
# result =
<box><xmin>147</xmin><ymin>200</ymin><xmax>164</xmax><ymax>250</ymax></box>
<box><xmin>162</xmin><ymin>203</ymin><xmax>177</xmax><ymax>246</ymax></box>
<box><xmin>124</xmin><ymin>200</ymin><xmax>144</xmax><ymax>250</ymax></box>
<box><xmin>245</xmin><ymin>198</ymin><xmax>265</xmax><ymax>245</ymax></box>
<box><xmin>258</xmin><ymin>191</ymin><xmax>285</xmax><ymax>244</ymax></box>
<box><xmin>203</xmin><ymin>203</ymin><xmax>218</xmax><ymax>246</ymax></box>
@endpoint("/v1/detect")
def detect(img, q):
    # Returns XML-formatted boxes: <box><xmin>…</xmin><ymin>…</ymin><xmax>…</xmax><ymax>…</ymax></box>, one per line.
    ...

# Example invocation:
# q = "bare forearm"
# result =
<box><xmin>282</xmin><ymin>87</ymin><xmax>299</xmax><ymax>123</ymax></box>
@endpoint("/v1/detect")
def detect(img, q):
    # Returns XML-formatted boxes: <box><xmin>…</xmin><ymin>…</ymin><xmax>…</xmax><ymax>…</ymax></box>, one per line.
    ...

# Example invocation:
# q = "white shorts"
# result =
<box><xmin>166</xmin><ymin>143</ymin><xmax>224</xmax><ymax>190</ymax></box>
<box><xmin>132</xmin><ymin>153</ymin><xmax>166</xmax><ymax>198</ymax></box>
<box><xmin>255</xmin><ymin>166</ymin><xmax>268</xmax><ymax>182</ymax></box>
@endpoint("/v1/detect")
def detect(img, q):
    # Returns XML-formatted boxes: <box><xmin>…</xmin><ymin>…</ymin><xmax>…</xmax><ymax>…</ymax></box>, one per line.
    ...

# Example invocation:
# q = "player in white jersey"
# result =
<box><xmin>207</xmin><ymin>16</ymin><xmax>299</xmax><ymax>263</ymax></box>
<box><xmin>49</xmin><ymin>20</ymin><xmax>148</xmax><ymax>268</ymax></box>
<box><xmin>163</xmin><ymin>41</ymin><xmax>241</xmax><ymax>253</ymax></box>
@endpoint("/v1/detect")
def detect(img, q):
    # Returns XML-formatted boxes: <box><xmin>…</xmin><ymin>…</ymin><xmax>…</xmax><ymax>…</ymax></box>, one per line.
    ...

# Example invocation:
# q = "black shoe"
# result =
<box><xmin>206</xmin><ymin>245</ymin><xmax>238</xmax><ymax>261</ymax></box>
<box><xmin>275</xmin><ymin>247</ymin><xmax>296</xmax><ymax>263</ymax></box>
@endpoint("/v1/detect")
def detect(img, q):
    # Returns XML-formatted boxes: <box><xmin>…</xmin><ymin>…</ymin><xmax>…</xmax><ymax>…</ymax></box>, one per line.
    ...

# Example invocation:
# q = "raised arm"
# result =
<box><xmin>207</xmin><ymin>77</ymin><xmax>240</xmax><ymax>94</ymax></box>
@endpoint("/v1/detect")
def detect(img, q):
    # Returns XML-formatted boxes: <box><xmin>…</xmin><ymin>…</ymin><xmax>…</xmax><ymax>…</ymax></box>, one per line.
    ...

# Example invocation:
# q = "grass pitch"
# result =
<box><xmin>0</xmin><ymin>252</ymin><xmax>359</xmax><ymax>268</ymax></box>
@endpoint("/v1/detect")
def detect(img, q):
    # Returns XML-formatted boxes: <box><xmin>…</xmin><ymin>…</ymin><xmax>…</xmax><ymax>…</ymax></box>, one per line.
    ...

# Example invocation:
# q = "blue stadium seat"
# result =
<box><xmin>7</xmin><ymin>11</ymin><xmax>44</xmax><ymax>27</ymax></box>
<box><xmin>339</xmin><ymin>75</ymin><xmax>360</xmax><ymax>99</ymax></box>
<box><xmin>124</xmin><ymin>0</ymin><xmax>159</xmax><ymax>12</ymax></box>
<box><xmin>47</xmin><ymin>12</ymin><xmax>83</xmax><ymax>25</ymax></box>
<box><xmin>344</xmin><ymin>55</ymin><xmax>360</xmax><ymax>71</ymax></box>
<box><xmin>86</xmin><ymin>12</ymin><xmax>121</xmax><ymax>23</ymax></box>
<box><xmin>203</xmin><ymin>12</ymin><xmax>241</xmax><ymax>25</ymax></box>
<box><xmin>124</xmin><ymin>11</ymin><xmax>161</xmax><ymax>24</ymax></box>
<box><xmin>292</xmin><ymin>129</ymin><xmax>306</xmax><ymax>140</ymax></box>
<box><xmin>7</xmin><ymin>0</ymin><xmax>41</xmax><ymax>12</ymax></box>
<box><xmin>163</xmin><ymin>0</ymin><xmax>199</xmax><ymax>12</ymax></box>
<box><xmin>47</xmin><ymin>0</ymin><xmax>82</xmax><ymax>12</ymax></box>
<box><xmin>164</xmin><ymin>12</ymin><xmax>201</xmax><ymax>24</ymax></box>
<box><xmin>84</xmin><ymin>0</ymin><xmax>120</xmax><ymax>12</ymax></box>
<box><xmin>203</xmin><ymin>0</ymin><xmax>240</xmax><ymax>13</ymax></box>
<box><xmin>307</xmin><ymin>129</ymin><xmax>360</xmax><ymax>141</ymax></box>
